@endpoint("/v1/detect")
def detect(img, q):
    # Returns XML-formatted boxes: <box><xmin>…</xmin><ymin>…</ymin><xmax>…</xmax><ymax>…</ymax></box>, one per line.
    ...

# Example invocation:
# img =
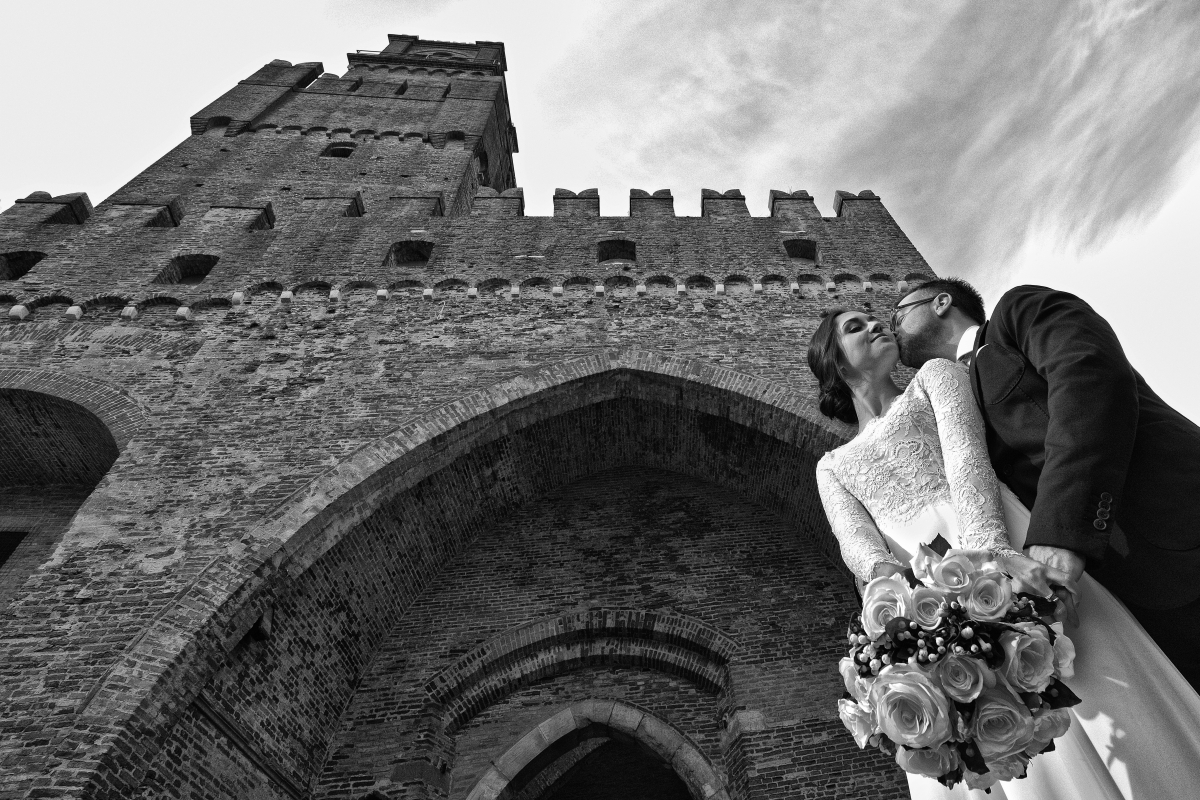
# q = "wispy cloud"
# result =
<box><xmin>527</xmin><ymin>0</ymin><xmax>1200</xmax><ymax>293</ymax></box>
<box><xmin>830</xmin><ymin>0</ymin><xmax>1200</xmax><ymax>293</ymax></box>
<box><xmin>529</xmin><ymin>0</ymin><xmax>947</xmax><ymax>211</ymax></box>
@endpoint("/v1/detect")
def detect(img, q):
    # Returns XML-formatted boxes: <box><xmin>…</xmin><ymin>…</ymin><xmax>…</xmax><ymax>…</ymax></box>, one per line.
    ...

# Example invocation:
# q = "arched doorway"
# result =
<box><xmin>466</xmin><ymin>700</ymin><xmax>726</xmax><ymax>800</ymax></box>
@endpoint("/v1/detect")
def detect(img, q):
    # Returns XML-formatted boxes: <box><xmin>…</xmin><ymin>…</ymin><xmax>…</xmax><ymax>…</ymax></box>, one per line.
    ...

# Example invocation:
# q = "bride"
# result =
<box><xmin>809</xmin><ymin>307</ymin><xmax>1200</xmax><ymax>800</ymax></box>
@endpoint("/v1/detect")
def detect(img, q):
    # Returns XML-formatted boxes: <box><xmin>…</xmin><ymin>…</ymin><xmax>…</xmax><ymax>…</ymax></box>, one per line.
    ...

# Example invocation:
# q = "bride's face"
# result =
<box><xmin>834</xmin><ymin>311</ymin><xmax>900</xmax><ymax>377</ymax></box>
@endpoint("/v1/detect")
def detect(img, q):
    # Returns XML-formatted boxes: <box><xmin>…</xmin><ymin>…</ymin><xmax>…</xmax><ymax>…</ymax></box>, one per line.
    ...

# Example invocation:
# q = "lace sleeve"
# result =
<box><xmin>917</xmin><ymin>359</ymin><xmax>1020</xmax><ymax>559</ymax></box>
<box><xmin>816</xmin><ymin>456</ymin><xmax>903</xmax><ymax>582</ymax></box>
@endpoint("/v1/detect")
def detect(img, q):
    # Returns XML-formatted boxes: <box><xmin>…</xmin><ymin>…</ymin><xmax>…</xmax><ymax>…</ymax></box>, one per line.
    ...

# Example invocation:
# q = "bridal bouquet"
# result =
<box><xmin>837</xmin><ymin>546</ymin><xmax>1081</xmax><ymax>792</ymax></box>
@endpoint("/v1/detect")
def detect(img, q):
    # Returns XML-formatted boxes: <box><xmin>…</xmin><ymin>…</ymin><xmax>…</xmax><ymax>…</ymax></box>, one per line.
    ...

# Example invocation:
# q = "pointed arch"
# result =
<box><xmin>67</xmin><ymin>349</ymin><xmax>847</xmax><ymax>799</ymax></box>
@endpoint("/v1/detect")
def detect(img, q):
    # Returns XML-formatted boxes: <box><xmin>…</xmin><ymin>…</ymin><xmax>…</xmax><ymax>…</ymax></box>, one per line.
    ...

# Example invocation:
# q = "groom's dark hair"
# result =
<box><xmin>906</xmin><ymin>277</ymin><xmax>986</xmax><ymax>325</ymax></box>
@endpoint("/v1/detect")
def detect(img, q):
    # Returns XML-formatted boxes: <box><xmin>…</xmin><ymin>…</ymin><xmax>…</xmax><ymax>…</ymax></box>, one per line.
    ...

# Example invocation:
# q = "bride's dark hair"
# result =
<box><xmin>807</xmin><ymin>308</ymin><xmax>858</xmax><ymax>425</ymax></box>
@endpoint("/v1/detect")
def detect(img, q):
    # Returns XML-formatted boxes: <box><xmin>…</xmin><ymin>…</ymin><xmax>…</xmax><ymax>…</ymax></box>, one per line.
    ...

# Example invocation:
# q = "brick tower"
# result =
<box><xmin>0</xmin><ymin>35</ymin><xmax>933</xmax><ymax>800</ymax></box>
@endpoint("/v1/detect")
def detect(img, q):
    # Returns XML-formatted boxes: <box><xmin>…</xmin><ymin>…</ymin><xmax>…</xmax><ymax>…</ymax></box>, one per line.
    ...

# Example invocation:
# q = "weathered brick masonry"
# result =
<box><xmin>0</xmin><ymin>34</ymin><xmax>931</xmax><ymax>800</ymax></box>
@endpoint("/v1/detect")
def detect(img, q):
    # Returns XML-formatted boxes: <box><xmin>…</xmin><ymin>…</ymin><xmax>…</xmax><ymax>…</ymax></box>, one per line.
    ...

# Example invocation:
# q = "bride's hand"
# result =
<box><xmin>996</xmin><ymin>552</ymin><xmax>1079</xmax><ymax>622</ymax></box>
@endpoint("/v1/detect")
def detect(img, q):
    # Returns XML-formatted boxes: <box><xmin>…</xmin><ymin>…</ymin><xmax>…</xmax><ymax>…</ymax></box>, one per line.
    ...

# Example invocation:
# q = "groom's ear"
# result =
<box><xmin>931</xmin><ymin>292</ymin><xmax>954</xmax><ymax>318</ymax></box>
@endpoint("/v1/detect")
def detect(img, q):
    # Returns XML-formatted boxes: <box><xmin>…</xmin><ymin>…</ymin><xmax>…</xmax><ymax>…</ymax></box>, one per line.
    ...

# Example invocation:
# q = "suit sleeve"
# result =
<box><xmin>991</xmin><ymin>285</ymin><xmax>1138</xmax><ymax>560</ymax></box>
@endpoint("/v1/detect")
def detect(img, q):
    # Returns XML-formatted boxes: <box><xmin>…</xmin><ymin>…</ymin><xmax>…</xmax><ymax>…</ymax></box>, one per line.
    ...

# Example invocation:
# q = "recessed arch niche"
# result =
<box><xmin>0</xmin><ymin>379</ymin><xmax>130</xmax><ymax>611</ymax></box>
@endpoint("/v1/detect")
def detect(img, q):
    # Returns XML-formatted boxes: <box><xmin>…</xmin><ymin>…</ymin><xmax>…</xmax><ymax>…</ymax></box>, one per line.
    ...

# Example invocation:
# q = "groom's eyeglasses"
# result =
<box><xmin>890</xmin><ymin>296</ymin><xmax>937</xmax><ymax>330</ymax></box>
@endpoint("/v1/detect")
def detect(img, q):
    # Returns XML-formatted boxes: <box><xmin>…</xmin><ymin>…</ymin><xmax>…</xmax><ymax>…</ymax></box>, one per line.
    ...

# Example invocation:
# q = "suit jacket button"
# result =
<box><xmin>1093</xmin><ymin>519</ymin><xmax>1108</xmax><ymax>531</ymax></box>
<box><xmin>1097</xmin><ymin>508</ymin><xmax>1111</xmax><ymax>520</ymax></box>
<box><xmin>1100</xmin><ymin>492</ymin><xmax>1113</xmax><ymax>503</ymax></box>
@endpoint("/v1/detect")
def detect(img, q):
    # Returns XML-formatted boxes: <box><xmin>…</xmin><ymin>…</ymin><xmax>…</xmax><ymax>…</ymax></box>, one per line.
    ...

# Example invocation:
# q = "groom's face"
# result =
<box><xmin>891</xmin><ymin>290</ymin><xmax>943</xmax><ymax>368</ymax></box>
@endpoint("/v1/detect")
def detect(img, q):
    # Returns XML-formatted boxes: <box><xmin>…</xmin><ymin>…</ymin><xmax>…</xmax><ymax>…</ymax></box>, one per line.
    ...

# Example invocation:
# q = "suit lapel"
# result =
<box><xmin>968</xmin><ymin>320</ymin><xmax>989</xmax><ymax>407</ymax></box>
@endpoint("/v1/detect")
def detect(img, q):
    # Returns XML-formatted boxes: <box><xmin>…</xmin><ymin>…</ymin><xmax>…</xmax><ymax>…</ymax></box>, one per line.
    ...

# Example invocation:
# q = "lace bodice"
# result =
<box><xmin>816</xmin><ymin>359</ymin><xmax>1019</xmax><ymax>582</ymax></box>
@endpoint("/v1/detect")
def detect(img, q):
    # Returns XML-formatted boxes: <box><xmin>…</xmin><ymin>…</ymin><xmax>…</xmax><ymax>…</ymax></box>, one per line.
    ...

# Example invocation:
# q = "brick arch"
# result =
<box><xmin>69</xmin><ymin>349</ymin><xmax>848</xmax><ymax>800</ymax></box>
<box><xmin>466</xmin><ymin>700</ymin><xmax>728</xmax><ymax>800</ymax></box>
<box><xmin>253</xmin><ymin>349</ymin><xmax>841</xmax><ymax>584</ymax></box>
<box><xmin>79</xmin><ymin>294</ymin><xmax>131</xmax><ymax>312</ymax></box>
<box><xmin>0</xmin><ymin>368</ymin><xmax>146</xmax><ymax>451</ymax></box>
<box><xmin>135</xmin><ymin>293</ymin><xmax>182</xmax><ymax>310</ymax></box>
<box><xmin>29</xmin><ymin>293</ymin><xmax>74</xmax><ymax>309</ymax></box>
<box><xmin>427</xmin><ymin>608</ymin><xmax>739</xmax><ymax>733</ymax></box>
<box><xmin>0</xmin><ymin>377</ymin><xmax>140</xmax><ymax>614</ymax></box>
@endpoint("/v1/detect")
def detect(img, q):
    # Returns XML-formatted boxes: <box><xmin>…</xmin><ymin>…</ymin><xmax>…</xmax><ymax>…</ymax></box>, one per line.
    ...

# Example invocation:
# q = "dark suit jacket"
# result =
<box><xmin>971</xmin><ymin>284</ymin><xmax>1200</xmax><ymax>610</ymax></box>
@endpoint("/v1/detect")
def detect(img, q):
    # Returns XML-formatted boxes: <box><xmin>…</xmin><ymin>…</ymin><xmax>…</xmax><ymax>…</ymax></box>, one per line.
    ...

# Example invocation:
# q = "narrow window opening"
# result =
<box><xmin>1</xmin><ymin>251</ymin><xmax>47</xmax><ymax>281</ymax></box>
<box><xmin>152</xmin><ymin>254</ymin><xmax>219</xmax><ymax>285</ymax></box>
<box><xmin>0</xmin><ymin>531</ymin><xmax>28</xmax><ymax>568</ymax></box>
<box><xmin>395</xmin><ymin>80</ymin><xmax>409</xmax><ymax>96</ymax></box>
<box><xmin>597</xmin><ymin>239</ymin><xmax>637</xmax><ymax>263</ymax></box>
<box><xmin>475</xmin><ymin>150</ymin><xmax>490</xmax><ymax>187</ymax></box>
<box><xmin>232</xmin><ymin>609</ymin><xmax>273</xmax><ymax>656</ymax></box>
<box><xmin>322</xmin><ymin>142</ymin><xmax>357</xmax><ymax>158</ymax></box>
<box><xmin>383</xmin><ymin>240</ymin><xmax>434</xmax><ymax>267</ymax></box>
<box><xmin>783</xmin><ymin>238</ymin><xmax>818</xmax><ymax>264</ymax></box>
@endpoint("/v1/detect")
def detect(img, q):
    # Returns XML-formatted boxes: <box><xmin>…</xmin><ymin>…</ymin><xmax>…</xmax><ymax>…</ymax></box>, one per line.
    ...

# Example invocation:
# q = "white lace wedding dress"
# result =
<box><xmin>816</xmin><ymin>358</ymin><xmax>1200</xmax><ymax>800</ymax></box>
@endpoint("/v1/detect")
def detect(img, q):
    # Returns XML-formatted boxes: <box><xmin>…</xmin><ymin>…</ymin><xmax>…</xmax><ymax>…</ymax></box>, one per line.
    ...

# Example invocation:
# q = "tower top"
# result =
<box><xmin>348</xmin><ymin>34</ymin><xmax>507</xmax><ymax>76</ymax></box>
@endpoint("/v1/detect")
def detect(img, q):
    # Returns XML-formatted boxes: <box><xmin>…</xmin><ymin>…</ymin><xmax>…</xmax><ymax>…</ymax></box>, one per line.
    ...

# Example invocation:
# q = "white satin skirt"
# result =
<box><xmin>884</xmin><ymin>488</ymin><xmax>1200</xmax><ymax>800</ymax></box>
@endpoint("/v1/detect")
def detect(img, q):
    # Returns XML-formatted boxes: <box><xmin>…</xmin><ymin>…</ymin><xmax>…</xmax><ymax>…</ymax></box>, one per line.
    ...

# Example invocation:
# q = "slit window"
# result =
<box><xmin>152</xmin><ymin>254</ymin><xmax>219</xmax><ymax>285</ymax></box>
<box><xmin>475</xmin><ymin>150</ymin><xmax>490</xmax><ymax>187</ymax></box>
<box><xmin>783</xmin><ymin>238</ymin><xmax>818</xmax><ymax>264</ymax></box>
<box><xmin>0</xmin><ymin>251</ymin><xmax>47</xmax><ymax>281</ymax></box>
<box><xmin>0</xmin><ymin>531</ymin><xmax>27</xmax><ymax>568</ymax></box>
<box><xmin>597</xmin><ymin>239</ymin><xmax>637</xmax><ymax>263</ymax></box>
<box><xmin>322</xmin><ymin>142</ymin><xmax>357</xmax><ymax>158</ymax></box>
<box><xmin>383</xmin><ymin>240</ymin><xmax>434</xmax><ymax>267</ymax></box>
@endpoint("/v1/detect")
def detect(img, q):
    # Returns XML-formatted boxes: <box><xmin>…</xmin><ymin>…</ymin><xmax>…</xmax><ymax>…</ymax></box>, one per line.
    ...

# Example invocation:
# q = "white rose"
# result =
<box><xmin>838</xmin><ymin>698</ymin><xmax>877</xmax><ymax>749</ymax></box>
<box><xmin>986</xmin><ymin>752</ymin><xmax>1032</xmax><ymax>782</ymax></box>
<box><xmin>999</xmin><ymin>623</ymin><xmax>1056</xmax><ymax>693</ymax></box>
<box><xmin>961</xmin><ymin>570</ymin><xmax>1013</xmax><ymax>623</ymax></box>
<box><xmin>1028</xmin><ymin>707</ymin><xmax>1072</xmax><ymax>754</ymax></box>
<box><xmin>929</xmin><ymin>552</ymin><xmax>977</xmax><ymax>595</ymax></box>
<box><xmin>910</xmin><ymin>586</ymin><xmax>948</xmax><ymax>631</ymax></box>
<box><xmin>970</xmin><ymin>684</ymin><xmax>1036</xmax><ymax>760</ymax></box>
<box><xmin>1050</xmin><ymin>624</ymin><xmax>1076</xmax><ymax>679</ymax></box>
<box><xmin>964</xmin><ymin>768</ymin><xmax>1000</xmax><ymax>791</ymax></box>
<box><xmin>861</xmin><ymin>576</ymin><xmax>912</xmax><ymax>640</ymax></box>
<box><xmin>868</xmin><ymin>664</ymin><xmax>954</xmax><ymax>749</ymax></box>
<box><xmin>896</xmin><ymin>743</ymin><xmax>960</xmax><ymax>779</ymax></box>
<box><xmin>934</xmin><ymin>653</ymin><xmax>994</xmax><ymax>703</ymax></box>
<box><xmin>911</xmin><ymin>544</ymin><xmax>943</xmax><ymax>584</ymax></box>
<box><xmin>840</xmin><ymin>656</ymin><xmax>875</xmax><ymax>703</ymax></box>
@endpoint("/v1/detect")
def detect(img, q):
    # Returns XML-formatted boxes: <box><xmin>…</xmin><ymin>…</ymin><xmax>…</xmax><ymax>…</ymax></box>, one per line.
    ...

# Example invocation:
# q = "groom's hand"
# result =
<box><xmin>1026</xmin><ymin>545</ymin><xmax>1085</xmax><ymax>624</ymax></box>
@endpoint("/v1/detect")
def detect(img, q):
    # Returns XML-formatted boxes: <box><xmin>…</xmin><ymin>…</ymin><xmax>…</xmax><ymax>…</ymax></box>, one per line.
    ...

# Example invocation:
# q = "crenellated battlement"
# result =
<box><xmin>0</xmin><ymin>183</ymin><xmax>930</xmax><ymax>324</ymax></box>
<box><xmin>1</xmin><ymin>184</ymin><xmax>929</xmax><ymax>320</ymax></box>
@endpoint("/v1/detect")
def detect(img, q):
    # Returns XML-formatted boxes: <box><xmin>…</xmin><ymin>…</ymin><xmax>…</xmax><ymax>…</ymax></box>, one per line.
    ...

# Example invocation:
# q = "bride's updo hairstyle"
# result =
<box><xmin>807</xmin><ymin>307</ymin><xmax>858</xmax><ymax>425</ymax></box>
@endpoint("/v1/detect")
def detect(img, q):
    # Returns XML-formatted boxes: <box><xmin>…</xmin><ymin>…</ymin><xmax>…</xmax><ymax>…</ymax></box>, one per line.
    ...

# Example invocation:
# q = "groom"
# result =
<box><xmin>891</xmin><ymin>278</ymin><xmax>1200</xmax><ymax>688</ymax></box>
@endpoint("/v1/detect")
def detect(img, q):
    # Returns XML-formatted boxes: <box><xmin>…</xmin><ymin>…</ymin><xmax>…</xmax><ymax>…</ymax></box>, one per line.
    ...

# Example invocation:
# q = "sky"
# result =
<box><xmin>2</xmin><ymin>0</ymin><xmax>1199</xmax><ymax>418</ymax></box>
